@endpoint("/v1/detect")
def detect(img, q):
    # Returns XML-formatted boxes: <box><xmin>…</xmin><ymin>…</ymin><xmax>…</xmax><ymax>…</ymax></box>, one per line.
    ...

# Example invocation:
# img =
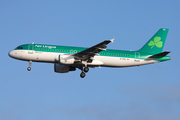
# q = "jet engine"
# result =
<box><xmin>54</xmin><ymin>63</ymin><xmax>76</xmax><ymax>73</ymax></box>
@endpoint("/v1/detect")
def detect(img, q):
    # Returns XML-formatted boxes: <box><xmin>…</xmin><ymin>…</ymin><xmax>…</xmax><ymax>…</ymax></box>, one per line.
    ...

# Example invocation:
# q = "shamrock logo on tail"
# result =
<box><xmin>148</xmin><ymin>37</ymin><xmax>163</xmax><ymax>49</ymax></box>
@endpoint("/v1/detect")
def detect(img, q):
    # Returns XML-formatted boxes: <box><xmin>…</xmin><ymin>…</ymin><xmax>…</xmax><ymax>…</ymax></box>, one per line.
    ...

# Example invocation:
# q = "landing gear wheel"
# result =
<box><xmin>27</xmin><ymin>67</ymin><xmax>31</xmax><ymax>71</ymax></box>
<box><xmin>80</xmin><ymin>72</ymin><xmax>86</xmax><ymax>78</ymax></box>
<box><xmin>84</xmin><ymin>67</ymin><xmax>89</xmax><ymax>73</ymax></box>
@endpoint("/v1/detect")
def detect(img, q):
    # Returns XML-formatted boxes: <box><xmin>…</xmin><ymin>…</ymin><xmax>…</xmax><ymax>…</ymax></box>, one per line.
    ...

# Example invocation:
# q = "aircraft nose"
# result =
<box><xmin>8</xmin><ymin>51</ymin><xmax>12</xmax><ymax>57</ymax></box>
<box><xmin>8</xmin><ymin>50</ymin><xmax>15</xmax><ymax>58</ymax></box>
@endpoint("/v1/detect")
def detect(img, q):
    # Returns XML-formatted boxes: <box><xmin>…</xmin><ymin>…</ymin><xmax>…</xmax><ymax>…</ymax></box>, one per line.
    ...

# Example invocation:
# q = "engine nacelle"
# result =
<box><xmin>54</xmin><ymin>63</ymin><xmax>76</xmax><ymax>73</ymax></box>
<box><xmin>59</xmin><ymin>54</ymin><xmax>75</xmax><ymax>65</ymax></box>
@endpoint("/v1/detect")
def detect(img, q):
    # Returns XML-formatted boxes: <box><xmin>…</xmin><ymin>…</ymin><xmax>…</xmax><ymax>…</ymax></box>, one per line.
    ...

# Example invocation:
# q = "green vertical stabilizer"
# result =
<box><xmin>137</xmin><ymin>28</ymin><xmax>169</xmax><ymax>54</ymax></box>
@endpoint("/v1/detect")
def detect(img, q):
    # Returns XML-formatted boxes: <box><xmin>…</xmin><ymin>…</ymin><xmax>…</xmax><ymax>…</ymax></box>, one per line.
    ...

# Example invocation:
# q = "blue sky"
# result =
<box><xmin>1</xmin><ymin>0</ymin><xmax>180</xmax><ymax>120</ymax></box>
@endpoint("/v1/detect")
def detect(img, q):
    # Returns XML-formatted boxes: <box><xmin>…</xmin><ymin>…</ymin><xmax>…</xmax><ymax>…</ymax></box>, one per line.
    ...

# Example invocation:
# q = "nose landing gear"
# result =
<box><xmin>27</xmin><ymin>60</ymin><xmax>32</xmax><ymax>71</ymax></box>
<box><xmin>27</xmin><ymin>67</ymin><xmax>31</xmax><ymax>71</ymax></box>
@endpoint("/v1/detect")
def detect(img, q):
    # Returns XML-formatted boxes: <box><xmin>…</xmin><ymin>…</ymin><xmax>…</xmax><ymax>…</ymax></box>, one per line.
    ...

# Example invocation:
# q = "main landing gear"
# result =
<box><xmin>84</xmin><ymin>67</ymin><xmax>89</xmax><ymax>73</ymax></box>
<box><xmin>80</xmin><ymin>67</ymin><xmax>89</xmax><ymax>78</ymax></box>
<box><xmin>27</xmin><ymin>60</ymin><xmax>32</xmax><ymax>71</ymax></box>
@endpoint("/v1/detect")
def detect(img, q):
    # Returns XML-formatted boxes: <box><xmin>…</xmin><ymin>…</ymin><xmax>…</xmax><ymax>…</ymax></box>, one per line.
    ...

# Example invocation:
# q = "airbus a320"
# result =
<box><xmin>9</xmin><ymin>28</ymin><xmax>171</xmax><ymax>78</ymax></box>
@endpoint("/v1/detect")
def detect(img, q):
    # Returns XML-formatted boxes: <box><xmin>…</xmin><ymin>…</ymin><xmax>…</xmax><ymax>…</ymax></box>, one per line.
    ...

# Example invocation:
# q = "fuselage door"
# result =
<box><xmin>28</xmin><ymin>44</ymin><xmax>34</xmax><ymax>54</ymax></box>
<box><xmin>135</xmin><ymin>52</ymin><xmax>140</xmax><ymax>62</ymax></box>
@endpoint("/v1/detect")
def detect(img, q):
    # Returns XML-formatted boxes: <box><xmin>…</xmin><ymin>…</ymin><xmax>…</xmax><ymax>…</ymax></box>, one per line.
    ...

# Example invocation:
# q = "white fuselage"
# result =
<box><xmin>9</xmin><ymin>50</ymin><xmax>159</xmax><ymax>67</ymax></box>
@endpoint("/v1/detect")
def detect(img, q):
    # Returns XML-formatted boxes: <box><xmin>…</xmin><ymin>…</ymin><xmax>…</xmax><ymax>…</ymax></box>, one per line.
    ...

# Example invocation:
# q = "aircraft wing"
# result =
<box><xmin>74</xmin><ymin>38</ymin><xmax>114</xmax><ymax>61</ymax></box>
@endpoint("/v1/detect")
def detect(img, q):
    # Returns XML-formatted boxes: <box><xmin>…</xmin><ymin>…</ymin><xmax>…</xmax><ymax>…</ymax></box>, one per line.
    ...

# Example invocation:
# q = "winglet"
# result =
<box><xmin>110</xmin><ymin>38</ymin><xmax>115</xmax><ymax>43</ymax></box>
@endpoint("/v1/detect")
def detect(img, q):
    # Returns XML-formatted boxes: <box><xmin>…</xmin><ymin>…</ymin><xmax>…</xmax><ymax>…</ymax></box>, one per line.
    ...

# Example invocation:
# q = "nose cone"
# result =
<box><xmin>8</xmin><ymin>51</ymin><xmax>12</xmax><ymax>57</ymax></box>
<box><xmin>8</xmin><ymin>50</ymin><xmax>16</xmax><ymax>58</ymax></box>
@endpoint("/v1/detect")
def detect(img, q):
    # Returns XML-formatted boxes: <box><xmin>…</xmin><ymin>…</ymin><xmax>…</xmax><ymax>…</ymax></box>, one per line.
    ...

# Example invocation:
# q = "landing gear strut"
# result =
<box><xmin>27</xmin><ymin>60</ymin><xmax>32</xmax><ymax>71</ymax></box>
<box><xmin>80</xmin><ymin>67</ymin><xmax>89</xmax><ymax>78</ymax></box>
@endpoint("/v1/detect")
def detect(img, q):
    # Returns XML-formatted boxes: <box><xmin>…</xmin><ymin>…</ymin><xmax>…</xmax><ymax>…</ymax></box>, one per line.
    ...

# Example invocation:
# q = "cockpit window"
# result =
<box><xmin>16</xmin><ymin>46</ymin><xmax>23</xmax><ymax>49</ymax></box>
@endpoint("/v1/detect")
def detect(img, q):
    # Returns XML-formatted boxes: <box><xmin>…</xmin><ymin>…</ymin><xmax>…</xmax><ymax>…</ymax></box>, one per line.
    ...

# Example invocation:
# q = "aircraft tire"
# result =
<box><xmin>80</xmin><ymin>72</ymin><xmax>86</xmax><ymax>78</ymax></box>
<box><xmin>27</xmin><ymin>67</ymin><xmax>31</xmax><ymax>71</ymax></box>
<box><xmin>84</xmin><ymin>67</ymin><xmax>89</xmax><ymax>73</ymax></box>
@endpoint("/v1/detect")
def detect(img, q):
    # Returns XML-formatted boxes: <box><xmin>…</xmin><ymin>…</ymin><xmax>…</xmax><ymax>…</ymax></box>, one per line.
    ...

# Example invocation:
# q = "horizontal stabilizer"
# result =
<box><xmin>147</xmin><ymin>51</ymin><xmax>170</xmax><ymax>60</ymax></box>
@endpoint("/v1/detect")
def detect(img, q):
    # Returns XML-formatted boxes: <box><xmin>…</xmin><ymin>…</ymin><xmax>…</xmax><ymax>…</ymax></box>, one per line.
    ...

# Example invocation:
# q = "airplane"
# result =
<box><xmin>8</xmin><ymin>28</ymin><xmax>170</xmax><ymax>78</ymax></box>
